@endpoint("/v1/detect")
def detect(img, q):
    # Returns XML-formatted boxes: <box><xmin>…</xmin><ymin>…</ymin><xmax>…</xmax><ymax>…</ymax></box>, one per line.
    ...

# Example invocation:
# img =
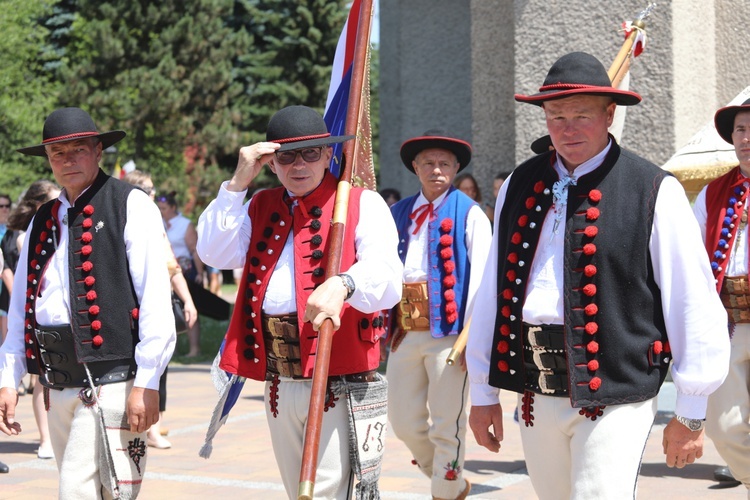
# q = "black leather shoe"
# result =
<box><xmin>714</xmin><ymin>466</ymin><xmax>741</xmax><ymax>486</ymax></box>
<box><xmin>0</xmin><ymin>461</ymin><xmax>9</xmax><ymax>473</ymax></box>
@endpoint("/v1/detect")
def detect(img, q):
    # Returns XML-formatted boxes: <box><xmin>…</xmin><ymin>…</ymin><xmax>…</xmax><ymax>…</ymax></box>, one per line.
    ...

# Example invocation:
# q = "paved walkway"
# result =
<box><xmin>0</xmin><ymin>363</ymin><xmax>746</xmax><ymax>499</ymax></box>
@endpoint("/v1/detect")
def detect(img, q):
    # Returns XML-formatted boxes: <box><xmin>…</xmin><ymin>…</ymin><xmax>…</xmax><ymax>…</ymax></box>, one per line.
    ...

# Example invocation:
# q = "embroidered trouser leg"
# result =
<box><xmin>264</xmin><ymin>378</ymin><xmax>353</xmax><ymax>500</ymax></box>
<box><xmin>386</xmin><ymin>332</ymin><xmax>469</xmax><ymax>499</ymax></box>
<box><xmin>47</xmin><ymin>380</ymin><xmax>147</xmax><ymax>500</ymax></box>
<box><xmin>518</xmin><ymin>393</ymin><xmax>656</xmax><ymax>500</ymax></box>
<box><xmin>706</xmin><ymin>324</ymin><xmax>750</xmax><ymax>491</ymax></box>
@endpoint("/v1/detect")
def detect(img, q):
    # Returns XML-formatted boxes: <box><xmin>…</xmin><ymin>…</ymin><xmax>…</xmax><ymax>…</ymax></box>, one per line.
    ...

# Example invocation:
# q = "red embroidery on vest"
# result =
<box><xmin>521</xmin><ymin>390</ymin><xmax>535</xmax><ymax>427</ymax></box>
<box><xmin>579</xmin><ymin>406</ymin><xmax>606</xmax><ymax>421</ymax></box>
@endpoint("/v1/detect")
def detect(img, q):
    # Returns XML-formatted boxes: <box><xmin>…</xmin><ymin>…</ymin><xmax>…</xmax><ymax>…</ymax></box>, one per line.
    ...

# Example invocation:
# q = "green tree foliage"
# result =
<box><xmin>0</xmin><ymin>0</ymin><xmax>59</xmax><ymax>201</ymax></box>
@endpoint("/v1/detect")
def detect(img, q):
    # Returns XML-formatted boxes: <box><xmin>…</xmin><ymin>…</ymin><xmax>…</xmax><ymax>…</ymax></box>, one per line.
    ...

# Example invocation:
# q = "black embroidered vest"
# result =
<box><xmin>490</xmin><ymin>143</ymin><xmax>672</xmax><ymax>407</ymax></box>
<box><xmin>24</xmin><ymin>170</ymin><xmax>139</xmax><ymax>373</ymax></box>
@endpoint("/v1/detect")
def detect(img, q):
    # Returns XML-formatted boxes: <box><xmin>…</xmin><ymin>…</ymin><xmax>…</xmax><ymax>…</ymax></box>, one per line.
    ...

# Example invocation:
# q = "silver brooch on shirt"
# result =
<box><xmin>95</xmin><ymin>221</ymin><xmax>104</xmax><ymax>232</ymax></box>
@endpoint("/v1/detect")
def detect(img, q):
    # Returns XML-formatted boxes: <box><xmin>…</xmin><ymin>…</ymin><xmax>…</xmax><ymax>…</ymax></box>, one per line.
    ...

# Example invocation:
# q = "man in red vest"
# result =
<box><xmin>692</xmin><ymin>97</ymin><xmax>750</xmax><ymax>494</ymax></box>
<box><xmin>197</xmin><ymin>105</ymin><xmax>402</xmax><ymax>498</ymax></box>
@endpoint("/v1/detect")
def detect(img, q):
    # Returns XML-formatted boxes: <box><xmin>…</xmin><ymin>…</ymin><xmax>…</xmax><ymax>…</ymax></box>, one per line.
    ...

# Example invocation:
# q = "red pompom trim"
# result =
<box><xmin>534</xmin><ymin>181</ymin><xmax>545</xmax><ymax>194</ymax></box>
<box><xmin>589</xmin><ymin>377</ymin><xmax>602</xmax><ymax>391</ymax></box>
<box><xmin>39</xmin><ymin>231</ymin><xmax>48</xmax><ymax>242</ymax></box>
<box><xmin>588</xmin><ymin>190</ymin><xmax>602</xmax><ymax>203</ymax></box>
<box><xmin>518</xmin><ymin>215</ymin><xmax>528</xmax><ymax>227</ymax></box>
<box><xmin>500</xmin><ymin>324</ymin><xmax>510</xmax><ymax>336</ymax></box>
<box><xmin>86</xmin><ymin>290</ymin><xmax>97</xmax><ymax>301</ymax></box>
<box><xmin>586</xmin><ymin>341</ymin><xmax>599</xmax><ymax>354</ymax></box>
<box><xmin>35</xmin><ymin>243</ymin><xmax>43</xmax><ymax>254</ymax></box>
<box><xmin>84</xmin><ymin>276</ymin><xmax>96</xmax><ymax>287</ymax></box>
<box><xmin>444</xmin><ymin>289</ymin><xmax>456</xmax><ymax>301</ymax></box>
<box><xmin>82</xmin><ymin>261</ymin><xmax>94</xmax><ymax>272</ymax></box>
<box><xmin>506</xmin><ymin>270</ymin><xmax>517</xmax><ymax>282</ymax></box>
<box><xmin>82</xmin><ymin>218</ymin><xmax>93</xmax><ymax>229</ymax></box>
<box><xmin>502</xmin><ymin>289</ymin><xmax>513</xmax><ymax>300</ymax></box>
<box><xmin>586</xmin><ymin>207</ymin><xmax>600</xmax><ymax>220</ymax></box>
<box><xmin>584</xmin><ymin>226</ymin><xmax>598</xmax><ymax>238</ymax></box>
<box><xmin>45</xmin><ymin>220</ymin><xmax>54</xmax><ymax>229</ymax></box>
<box><xmin>27</xmin><ymin>274</ymin><xmax>36</xmax><ymax>283</ymax></box>
<box><xmin>92</xmin><ymin>335</ymin><xmax>103</xmax><ymax>347</ymax></box>
<box><xmin>587</xmin><ymin>359</ymin><xmax>599</xmax><ymax>371</ymax></box>
<box><xmin>584</xmin><ymin>264</ymin><xmax>597</xmax><ymax>277</ymax></box>
<box><xmin>497</xmin><ymin>341</ymin><xmax>509</xmax><ymax>354</ymax></box>
<box><xmin>447</xmin><ymin>312</ymin><xmax>458</xmax><ymax>323</ymax></box>
<box><xmin>30</xmin><ymin>260</ymin><xmax>38</xmax><ymax>269</ymax></box>
<box><xmin>91</xmin><ymin>320</ymin><xmax>102</xmax><ymax>331</ymax></box>
<box><xmin>442</xmin><ymin>275</ymin><xmax>456</xmax><ymax>288</ymax></box>
<box><xmin>131</xmin><ymin>308</ymin><xmax>139</xmax><ymax>319</ymax></box>
<box><xmin>584</xmin><ymin>303</ymin><xmax>598</xmax><ymax>316</ymax></box>
<box><xmin>501</xmin><ymin>305</ymin><xmax>511</xmax><ymax>318</ymax></box>
<box><xmin>583</xmin><ymin>243</ymin><xmax>596</xmax><ymax>256</ymax></box>
<box><xmin>83</xmin><ymin>205</ymin><xmax>95</xmax><ymax>215</ymax></box>
<box><xmin>439</xmin><ymin>234</ymin><xmax>453</xmax><ymax>246</ymax></box>
<box><xmin>583</xmin><ymin>284</ymin><xmax>597</xmax><ymax>297</ymax></box>
<box><xmin>81</xmin><ymin>232</ymin><xmax>93</xmax><ymax>244</ymax></box>
<box><xmin>653</xmin><ymin>341</ymin><xmax>663</xmax><ymax>354</ymax></box>
<box><xmin>445</xmin><ymin>301</ymin><xmax>458</xmax><ymax>314</ymax></box>
<box><xmin>497</xmin><ymin>360</ymin><xmax>509</xmax><ymax>372</ymax></box>
<box><xmin>525</xmin><ymin>197</ymin><xmax>536</xmax><ymax>209</ymax></box>
<box><xmin>25</xmin><ymin>333</ymin><xmax>32</xmax><ymax>343</ymax></box>
<box><xmin>584</xmin><ymin>322</ymin><xmax>598</xmax><ymax>335</ymax></box>
<box><xmin>443</xmin><ymin>260</ymin><xmax>455</xmax><ymax>274</ymax></box>
<box><xmin>508</xmin><ymin>252</ymin><xmax>519</xmax><ymax>264</ymax></box>
<box><xmin>511</xmin><ymin>232</ymin><xmax>522</xmax><ymax>245</ymax></box>
<box><xmin>663</xmin><ymin>341</ymin><xmax>671</xmax><ymax>353</ymax></box>
<box><xmin>440</xmin><ymin>247</ymin><xmax>453</xmax><ymax>260</ymax></box>
<box><xmin>89</xmin><ymin>305</ymin><xmax>100</xmax><ymax>315</ymax></box>
<box><xmin>440</xmin><ymin>218</ymin><xmax>453</xmax><ymax>232</ymax></box>
<box><xmin>81</xmin><ymin>245</ymin><xmax>93</xmax><ymax>256</ymax></box>
<box><xmin>26</xmin><ymin>348</ymin><xmax>34</xmax><ymax>358</ymax></box>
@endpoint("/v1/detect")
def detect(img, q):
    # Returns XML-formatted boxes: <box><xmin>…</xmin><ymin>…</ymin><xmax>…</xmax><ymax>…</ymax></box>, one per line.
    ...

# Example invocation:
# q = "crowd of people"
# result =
<box><xmin>0</xmin><ymin>50</ymin><xmax>748</xmax><ymax>500</ymax></box>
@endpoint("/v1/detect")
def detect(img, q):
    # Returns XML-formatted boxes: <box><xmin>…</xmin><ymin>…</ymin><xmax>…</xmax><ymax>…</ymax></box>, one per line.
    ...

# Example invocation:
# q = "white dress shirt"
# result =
<box><xmin>197</xmin><ymin>182</ymin><xmax>403</xmax><ymax>315</ymax></box>
<box><xmin>467</xmin><ymin>145</ymin><xmax>730</xmax><ymax>419</ymax></box>
<box><xmin>0</xmin><ymin>187</ymin><xmax>176</xmax><ymax>391</ymax></box>
<box><xmin>403</xmin><ymin>190</ymin><xmax>492</xmax><ymax>317</ymax></box>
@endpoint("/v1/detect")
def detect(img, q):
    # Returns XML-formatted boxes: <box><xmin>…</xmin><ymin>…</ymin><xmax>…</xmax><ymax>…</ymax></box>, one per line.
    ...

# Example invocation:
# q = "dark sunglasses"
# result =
<box><xmin>0</xmin><ymin>204</ymin><xmax>9</xmax><ymax>208</ymax></box>
<box><xmin>274</xmin><ymin>147</ymin><xmax>323</xmax><ymax>165</ymax></box>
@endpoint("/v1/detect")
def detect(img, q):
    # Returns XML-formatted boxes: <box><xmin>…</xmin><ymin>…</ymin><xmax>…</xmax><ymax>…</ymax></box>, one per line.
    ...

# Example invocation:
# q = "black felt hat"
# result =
<box><xmin>400</xmin><ymin>129</ymin><xmax>472</xmax><ymax>173</ymax></box>
<box><xmin>515</xmin><ymin>52</ymin><xmax>641</xmax><ymax>107</ymax></box>
<box><xmin>18</xmin><ymin>107</ymin><xmax>126</xmax><ymax>157</ymax></box>
<box><xmin>714</xmin><ymin>98</ymin><xmax>750</xmax><ymax>144</ymax></box>
<box><xmin>266</xmin><ymin>105</ymin><xmax>354</xmax><ymax>152</ymax></box>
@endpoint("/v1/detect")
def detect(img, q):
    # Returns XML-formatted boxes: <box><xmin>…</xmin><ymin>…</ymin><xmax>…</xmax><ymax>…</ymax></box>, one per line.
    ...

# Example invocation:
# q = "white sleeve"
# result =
<box><xmin>196</xmin><ymin>181</ymin><xmax>253</xmax><ymax>270</ymax></box>
<box><xmin>464</xmin><ymin>204</ymin><xmax>493</xmax><ymax>315</ymax></box>
<box><xmin>650</xmin><ymin>176</ymin><xmax>730</xmax><ymax>418</ymax></box>
<box><xmin>692</xmin><ymin>185</ymin><xmax>708</xmax><ymax>242</ymax></box>
<box><xmin>344</xmin><ymin>190</ymin><xmax>404</xmax><ymax>313</ymax></box>
<box><xmin>466</xmin><ymin>173</ymin><xmax>514</xmax><ymax>406</ymax></box>
<box><xmin>124</xmin><ymin>190</ymin><xmax>176</xmax><ymax>390</ymax></box>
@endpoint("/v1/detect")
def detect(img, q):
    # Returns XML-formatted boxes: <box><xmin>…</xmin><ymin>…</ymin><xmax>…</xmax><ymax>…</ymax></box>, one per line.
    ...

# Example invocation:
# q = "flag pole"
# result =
<box><xmin>608</xmin><ymin>3</ymin><xmax>656</xmax><ymax>88</ymax></box>
<box><xmin>298</xmin><ymin>1</ymin><xmax>374</xmax><ymax>499</ymax></box>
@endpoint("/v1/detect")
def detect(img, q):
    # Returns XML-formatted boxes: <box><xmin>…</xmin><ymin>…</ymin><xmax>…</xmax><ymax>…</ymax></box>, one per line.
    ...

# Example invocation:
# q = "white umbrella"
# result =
<box><xmin>662</xmin><ymin>86</ymin><xmax>750</xmax><ymax>197</ymax></box>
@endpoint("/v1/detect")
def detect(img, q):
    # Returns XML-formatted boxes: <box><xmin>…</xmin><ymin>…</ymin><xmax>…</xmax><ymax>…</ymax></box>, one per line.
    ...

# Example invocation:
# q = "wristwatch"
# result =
<box><xmin>339</xmin><ymin>273</ymin><xmax>356</xmax><ymax>300</ymax></box>
<box><xmin>675</xmin><ymin>415</ymin><xmax>705</xmax><ymax>432</ymax></box>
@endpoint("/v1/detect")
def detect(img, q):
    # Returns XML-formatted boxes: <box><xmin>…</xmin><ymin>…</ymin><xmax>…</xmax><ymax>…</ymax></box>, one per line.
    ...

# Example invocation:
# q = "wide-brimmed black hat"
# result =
<box><xmin>530</xmin><ymin>135</ymin><xmax>554</xmax><ymax>154</ymax></box>
<box><xmin>515</xmin><ymin>52</ymin><xmax>641</xmax><ymax>107</ymax></box>
<box><xmin>714</xmin><ymin>98</ymin><xmax>750</xmax><ymax>144</ymax></box>
<box><xmin>400</xmin><ymin>129</ymin><xmax>472</xmax><ymax>173</ymax></box>
<box><xmin>18</xmin><ymin>107</ymin><xmax>126</xmax><ymax>157</ymax></box>
<box><xmin>266</xmin><ymin>105</ymin><xmax>353</xmax><ymax>152</ymax></box>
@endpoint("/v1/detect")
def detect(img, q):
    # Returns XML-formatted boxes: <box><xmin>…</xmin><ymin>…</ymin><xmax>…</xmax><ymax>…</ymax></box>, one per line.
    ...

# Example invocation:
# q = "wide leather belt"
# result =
<box><xmin>34</xmin><ymin>325</ymin><xmax>136</xmax><ymax>390</ymax></box>
<box><xmin>522</xmin><ymin>323</ymin><xmax>568</xmax><ymax>396</ymax></box>
<box><xmin>721</xmin><ymin>276</ymin><xmax>750</xmax><ymax>323</ymax></box>
<box><xmin>397</xmin><ymin>282</ymin><xmax>430</xmax><ymax>331</ymax></box>
<box><xmin>262</xmin><ymin>313</ymin><xmax>304</xmax><ymax>379</ymax></box>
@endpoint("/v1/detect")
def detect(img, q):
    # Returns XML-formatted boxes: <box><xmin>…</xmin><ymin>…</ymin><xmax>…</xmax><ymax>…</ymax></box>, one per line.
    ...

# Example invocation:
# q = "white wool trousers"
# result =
<box><xmin>264</xmin><ymin>378</ymin><xmax>353</xmax><ymax>499</ymax></box>
<box><xmin>706</xmin><ymin>323</ymin><xmax>750</xmax><ymax>495</ymax></box>
<box><xmin>518</xmin><ymin>392</ymin><xmax>657</xmax><ymax>500</ymax></box>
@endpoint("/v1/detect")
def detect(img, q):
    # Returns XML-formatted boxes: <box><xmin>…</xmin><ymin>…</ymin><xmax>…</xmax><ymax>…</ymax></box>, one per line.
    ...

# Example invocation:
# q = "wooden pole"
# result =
<box><xmin>297</xmin><ymin>1</ymin><xmax>374</xmax><ymax>499</ymax></box>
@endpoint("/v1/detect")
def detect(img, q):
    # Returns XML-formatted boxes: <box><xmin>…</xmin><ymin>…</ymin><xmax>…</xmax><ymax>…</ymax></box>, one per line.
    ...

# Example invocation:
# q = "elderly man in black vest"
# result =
<box><xmin>0</xmin><ymin>107</ymin><xmax>175</xmax><ymax>498</ymax></box>
<box><xmin>466</xmin><ymin>52</ymin><xmax>731</xmax><ymax>499</ymax></box>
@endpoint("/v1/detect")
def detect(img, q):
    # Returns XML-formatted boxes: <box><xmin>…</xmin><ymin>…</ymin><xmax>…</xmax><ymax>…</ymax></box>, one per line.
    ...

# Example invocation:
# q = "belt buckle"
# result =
<box><xmin>538</xmin><ymin>373</ymin><xmax>557</xmax><ymax>395</ymax></box>
<box><xmin>526</xmin><ymin>325</ymin><xmax>542</xmax><ymax>346</ymax></box>
<box><xmin>266</xmin><ymin>317</ymin><xmax>281</xmax><ymax>337</ymax></box>
<box><xmin>34</xmin><ymin>329</ymin><xmax>63</xmax><ymax>347</ymax></box>
<box><xmin>39</xmin><ymin>350</ymin><xmax>67</xmax><ymax>367</ymax></box>
<box><xmin>41</xmin><ymin>369</ymin><xmax>71</xmax><ymax>387</ymax></box>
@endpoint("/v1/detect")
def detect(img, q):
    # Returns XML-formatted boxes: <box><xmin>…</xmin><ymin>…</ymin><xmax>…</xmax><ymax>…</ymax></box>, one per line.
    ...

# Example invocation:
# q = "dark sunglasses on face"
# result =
<box><xmin>274</xmin><ymin>147</ymin><xmax>323</xmax><ymax>165</ymax></box>
<box><xmin>0</xmin><ymin>204</ymin><xmax>9</xmax><ymax>208</ymax></box>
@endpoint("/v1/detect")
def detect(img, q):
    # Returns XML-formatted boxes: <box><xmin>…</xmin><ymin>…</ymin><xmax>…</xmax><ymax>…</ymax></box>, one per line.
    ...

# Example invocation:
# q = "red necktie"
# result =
<box><xmin>409</xmin><ymin>202</ymin><xmax>433</xmax><ymax>235</ymax></box>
